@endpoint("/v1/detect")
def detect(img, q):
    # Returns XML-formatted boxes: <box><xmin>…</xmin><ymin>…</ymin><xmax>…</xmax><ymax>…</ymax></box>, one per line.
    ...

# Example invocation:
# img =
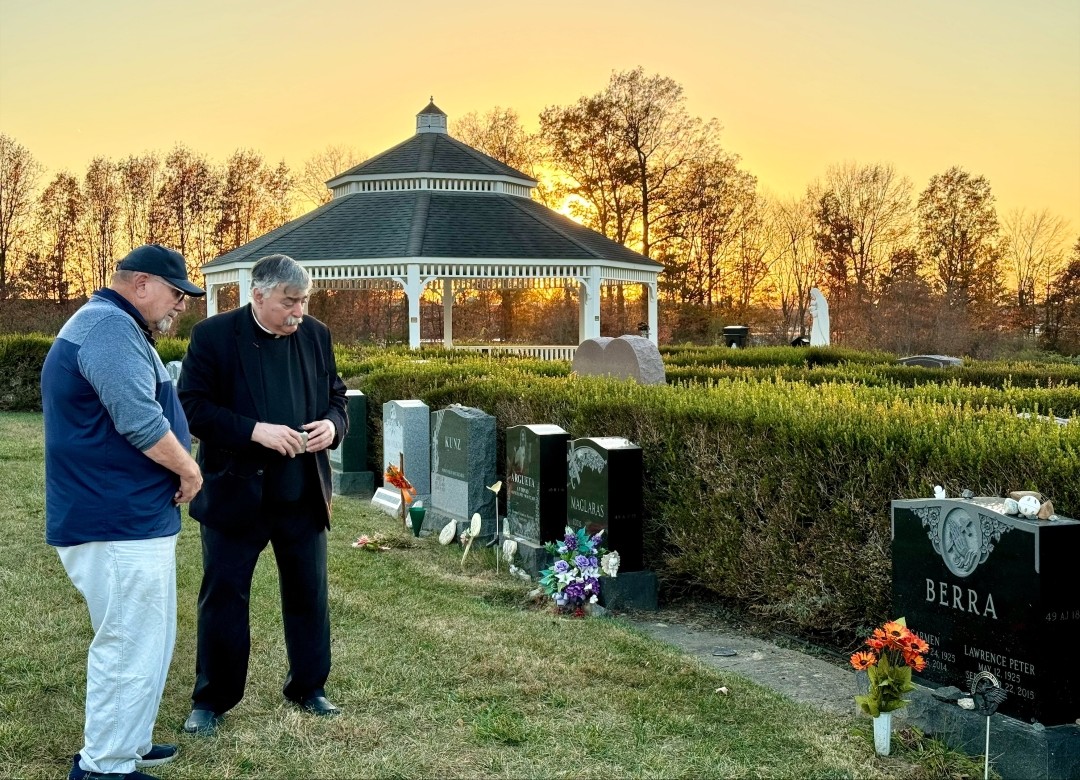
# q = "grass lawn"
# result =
<box><xmin>0</xmin><ymin>412</ymin><xmax>986</xmax><ymax>779</ymax></box>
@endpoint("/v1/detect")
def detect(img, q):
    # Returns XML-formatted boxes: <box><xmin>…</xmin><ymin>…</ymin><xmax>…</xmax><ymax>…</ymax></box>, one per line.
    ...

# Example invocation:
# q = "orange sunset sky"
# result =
<box><xmin>2</xmin><ymin>0</ymin><xmax>1078</xmax><ymax>227</ymax></box>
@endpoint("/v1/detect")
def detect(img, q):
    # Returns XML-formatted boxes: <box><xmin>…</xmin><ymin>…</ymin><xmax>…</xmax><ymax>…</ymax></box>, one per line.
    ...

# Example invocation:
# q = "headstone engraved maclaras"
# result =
<box><xmin>504</xmin><ymin>424</ymin><xmax>570</xmax><ymax>575</ymax></box>
<box><xmin>428</xmin><ymin>405</ymin><xmax>496</xmax><ymax>538</ymax></box>
<box><xmin>566</xmin><ymin>437</ymin><xmax>644</xmax><ymax>571</ymax></box>
<box><xmin>892</xmin><ymin>497</ymin><xmax>1080</xmax><ymax>726</ymax></box>
<box><xmin>330</xmin><ymin>389</ymin><xmax>374</xmax><ymax>496</ymax></box>
<box><xmin>566</xmin><ymin>437</ymin><xmax>656</xmax><ymax>609</ymax></box>
<box><xmin>382</xmin><ymin>399</ymin><xmax>431</xmax><ymax>502</ymax></box>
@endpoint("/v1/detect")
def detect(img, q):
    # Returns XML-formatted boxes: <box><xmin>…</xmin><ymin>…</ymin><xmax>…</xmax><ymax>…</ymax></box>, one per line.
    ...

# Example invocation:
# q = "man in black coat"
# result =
<box><xmin>178</xmin><ymin>254</ymin><xmax>349</xmax><ymax>734</ymax></box>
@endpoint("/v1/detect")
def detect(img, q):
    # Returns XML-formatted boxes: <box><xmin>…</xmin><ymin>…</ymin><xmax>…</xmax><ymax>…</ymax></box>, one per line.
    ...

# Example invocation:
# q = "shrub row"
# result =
<box><xmin>350</xmin><ymin>355</ymin><xmax>1079</xmax><ymax>638</ymax></box>
<box><xmin>4</xmin><ymin>336</ymin><xmax>1076</xmax><ymax>640</ymax></box>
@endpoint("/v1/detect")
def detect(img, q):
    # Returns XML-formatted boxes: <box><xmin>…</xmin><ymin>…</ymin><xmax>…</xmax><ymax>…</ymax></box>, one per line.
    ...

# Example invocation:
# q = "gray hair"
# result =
<box><xmin>250</xmin><ymin>254</ymin><xmax>311</xmax><ymax>297</ymax></box>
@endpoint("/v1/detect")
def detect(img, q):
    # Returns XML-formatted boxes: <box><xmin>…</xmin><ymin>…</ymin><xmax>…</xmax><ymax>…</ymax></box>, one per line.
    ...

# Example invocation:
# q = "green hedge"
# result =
<box><xmin>0</xmin><ymin>335</ymin><xmax>53</xmax><ymax>411</ymax></box>
<box><xmin>4</xmin><ymin>336</ymin><xmax>1077</xmax><ymax>640</ymax></box>
<box><xmin>349</xmin><ymin>355</ymin><xmax>1079</xmax><ymax>637</ymax></box>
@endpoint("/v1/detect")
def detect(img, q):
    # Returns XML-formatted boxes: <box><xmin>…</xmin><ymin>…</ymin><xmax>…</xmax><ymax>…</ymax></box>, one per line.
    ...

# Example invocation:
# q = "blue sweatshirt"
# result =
<box><xmin>42</xmin><ymin>289</ymin><xmax>189</xmax><ymax>546</ymax></box>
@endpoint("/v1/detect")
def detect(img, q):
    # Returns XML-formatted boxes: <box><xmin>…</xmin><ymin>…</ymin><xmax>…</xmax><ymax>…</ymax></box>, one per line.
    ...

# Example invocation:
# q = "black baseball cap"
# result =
<box><xmin>117</xmin><ymin>244</ymin><xmax>206</xmax><ymax>296</ymax></box>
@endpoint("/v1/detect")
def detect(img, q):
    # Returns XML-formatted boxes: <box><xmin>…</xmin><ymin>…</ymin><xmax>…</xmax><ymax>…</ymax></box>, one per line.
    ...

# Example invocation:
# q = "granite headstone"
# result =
<box><xmin>892</xmin><ymin>497</ymin><xmax>1080</xmax><ymax>726</ymax></box>
<box><xmin>330</xmin><ymin>390</ymin><xmax>374</xmax><ymax>495</ymax></box>
<box><xmin>565</xmin><ymin>436</ymin><xmax>644</xmax><ymax>572</ymax></box>
<box><xmin>505</xmin><ymin>424</ymin><xmax>570</xmax><ymax>575</ymax></box>
<box><xmin>382</xmin><ymin>399</ymin><xmax>431</xmax><ymax>502</ymax></box>
<box><xmin>429</xmin><ymin>405</ymin><xmax>497</xmax><ymax>538</ymax></box>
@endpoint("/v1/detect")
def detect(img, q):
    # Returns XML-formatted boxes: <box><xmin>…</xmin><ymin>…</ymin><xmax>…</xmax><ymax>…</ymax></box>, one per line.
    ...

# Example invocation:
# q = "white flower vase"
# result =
<box><xmin>873</xmin><ymin>712</ymin><xmax>892</xmax><ymax>756</ymax></box>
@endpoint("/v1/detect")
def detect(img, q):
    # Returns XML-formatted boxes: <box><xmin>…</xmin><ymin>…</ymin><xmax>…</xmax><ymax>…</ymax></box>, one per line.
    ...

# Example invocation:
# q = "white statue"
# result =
<box><xmin>809</xmin><ymin>287</ymin><xmax>830</xmax><ymax>346</ymax></box>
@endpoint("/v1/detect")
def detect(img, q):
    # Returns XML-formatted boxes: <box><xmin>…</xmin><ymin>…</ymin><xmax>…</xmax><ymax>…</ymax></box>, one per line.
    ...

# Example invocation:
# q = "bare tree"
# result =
<box><xmin>157</xmin><ymin>144</ymin><xmax>220</xmax><ymax>276</ymax></box>
<box><xmin>772</xmin><ymin>194</ymin><xmax>821</xmax><ymax>340</ymax></box>
<box><xmin>540</xmin><ymin>94</ymin><xmax>640</xmax><ymax>246</ymax></box>
<box><xmin>453</xmin><ymin>107</ymin><xmax>539</xmax><ymax>174</ymax></box>
<box><xmin>811</xmin><ymin>162</ymin><xmax>913</xmax><ymax>343</ymax></box>
<box><xmin>117</xmin><ymin>153</ymin><xmax>161</xmax><ymax>251</ymax></box>
<box><xmin>917</xmin><ymin>166</ymin><xmax>1000</xmax><ymax>314</ymax></box>
<box><xmin>296</xmin><ymin>145</ymin><xmax>365</xmax><ymax>209</ymax></box>
<box><xmin>660</xmin><ymin>144</ymin><xmax>756</xmax><ymax>308</ymax></box>
<box><xmin>607</xmin><ymin>67</ymin><xmax>698</xmax><ymax>259</ymax></box>
<box><xmin>32</xmin><ymin>171</ymin><xmax>83</xmax><ymax>301</ymax></box>
<box><xmin>0</xmin><ymin>134</ymin><xmax>44</xmax><ymax>299</ymax></box>
<box><xmin>1001</xmin><ymin>208</ymin><xmax>1069</xmax><ymax>333</ymax></box>
<box><xmin>82</xmin><ymin>157</ymin><xmax>122</xmax><ymax>291</ymax></box>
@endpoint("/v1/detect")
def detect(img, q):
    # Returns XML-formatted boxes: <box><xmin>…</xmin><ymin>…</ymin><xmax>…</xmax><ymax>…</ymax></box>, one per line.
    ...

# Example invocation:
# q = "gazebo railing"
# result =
<box><xmin>453</xmin><ymin>344</ymin><xmax>576</xmax><ymax>361</ymax></box>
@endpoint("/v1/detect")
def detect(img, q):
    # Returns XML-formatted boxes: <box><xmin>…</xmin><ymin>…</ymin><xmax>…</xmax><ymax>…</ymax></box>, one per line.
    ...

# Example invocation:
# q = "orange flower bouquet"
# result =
<box><xmin>384</xmin><ymin>464</ymin><xmax>415</xmax><ymax>504</ymax></box>
<box><xmin>850</xmin><ymin>617</ymin><xmax>929</xmax><ymax>717</ymax></box>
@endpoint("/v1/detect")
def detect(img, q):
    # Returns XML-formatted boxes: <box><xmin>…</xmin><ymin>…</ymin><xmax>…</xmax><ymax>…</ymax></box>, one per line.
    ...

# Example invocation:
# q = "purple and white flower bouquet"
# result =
<box><xmin>539</xmin><ymin>526</ymin><xmax>620</xmax><ymax>613</ymax></box>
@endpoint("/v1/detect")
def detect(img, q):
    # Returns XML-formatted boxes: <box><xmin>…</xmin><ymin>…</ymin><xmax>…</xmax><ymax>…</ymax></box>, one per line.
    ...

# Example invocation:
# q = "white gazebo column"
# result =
<box><xmin>442</xmin><ymin>278</ymin><xmax>454</xmax><ymax>347</ymax></box>
<box><xmin>646</xmin><ymin>281</ymin><xmax>658</xmax><ymax>346</ymax></box>
<box><xmin>237</xmin><ymin>267</ymin><xmax>252</xmax><ymax>309</ymax></box>
<box><xmin>406</xmin><ymin>264</ymin><xmax>422</xmax><ymax>349</ymax></box>
<box><xmin>205</xmin><ymin>283</ymin><xmax>219</xmax><ymax>317</ymax></box>
<box><xmin>578</xmin><ymin>267</ymin><xmax>601</xmax><ymax>342</ymax></box>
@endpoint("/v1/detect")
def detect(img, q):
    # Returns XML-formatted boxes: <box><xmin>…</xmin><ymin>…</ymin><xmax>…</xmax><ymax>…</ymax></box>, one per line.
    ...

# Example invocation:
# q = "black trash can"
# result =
<box><xmin>722</xmin><ymin>325</ymin><xmax>749</xmax><ymax>348</ymax></box>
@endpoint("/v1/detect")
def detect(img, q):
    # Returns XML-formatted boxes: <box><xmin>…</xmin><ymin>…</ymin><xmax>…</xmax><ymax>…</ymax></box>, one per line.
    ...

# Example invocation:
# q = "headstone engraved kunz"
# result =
<box><xmin>565</xmin><ymin>437</ymin><xmax>644</xmax><ymax>572</ymax></box>
<box><xmin>892</xmin><ymin>497</ymin><xmax>1080</xmax><ymax>725</ymax></box>
<box><xmin>429</xmin><ymin>405</ymin><xmax>496</xmax><ymax>538</ymax></box>
<box><xmin>382</xmin><ymin>399</ymin><xmax>431</xmax><ymax>502</ymax></box>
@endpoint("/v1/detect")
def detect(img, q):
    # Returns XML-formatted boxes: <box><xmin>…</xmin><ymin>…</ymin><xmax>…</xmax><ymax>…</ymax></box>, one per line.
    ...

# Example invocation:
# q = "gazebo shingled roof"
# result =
<box><xmin>200</xmin><ymin>101</ymin><xmax>661</xmax><ymax>349</ymax></box>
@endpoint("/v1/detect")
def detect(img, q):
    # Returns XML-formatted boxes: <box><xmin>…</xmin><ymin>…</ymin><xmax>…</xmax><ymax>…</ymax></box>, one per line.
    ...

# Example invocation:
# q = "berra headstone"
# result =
<box><xmin>429</xmin><ymin>405</ymin><xmax>496</xmax><ymax>537</ymax></box>
<box><xmin>893</xmin><ymin>497</ymin><xmax>1080</xmax><ymax>726</ymax></box>
<box><xmin>566</xmin><ymin>437</ymin><xmax>644</xmax><ymax>573</ymax></box>
<box><xmin>382</xmin><ymin>399</ymin><xmax>431</xmax><ymax>502</ymax></box>
<box><xmin>505</xmin><ymin>424</ymin><xmax>570</xmax><ymax>575</ymax></box>
<box><xmin>330</xmin><ymin>390</ymin><xmax>374</xmax><ymax>495</ymax></box>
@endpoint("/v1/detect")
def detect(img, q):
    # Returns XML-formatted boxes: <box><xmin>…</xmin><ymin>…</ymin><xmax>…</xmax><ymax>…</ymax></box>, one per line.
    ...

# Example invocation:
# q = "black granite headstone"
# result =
<box><xmin>892</xmin><ymin>497</ymin><xmax>1080</xmax><ymax>726</ymax></box>
<box><xmin>565</xmin><ymin>437</ymin><xmax>644</xmax><ymax>572</ymax></box>
<box><xmin>505</xmin><ymin>424</ymin><xmax>569</xmax><ymax>545</ymax></box>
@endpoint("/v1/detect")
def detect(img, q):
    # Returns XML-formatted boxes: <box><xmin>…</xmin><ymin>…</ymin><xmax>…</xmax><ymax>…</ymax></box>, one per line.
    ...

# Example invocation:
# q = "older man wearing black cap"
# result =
<box><xmin>42</xmin><ymin>244</ymin><xmax>205</xmax><ymax>780</ymax></box>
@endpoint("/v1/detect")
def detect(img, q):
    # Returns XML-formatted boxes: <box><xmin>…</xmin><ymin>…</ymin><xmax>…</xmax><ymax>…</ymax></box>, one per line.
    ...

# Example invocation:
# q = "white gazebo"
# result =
<box><xmin>200</xmin><ymin>101</ymin><xmax>663</xmax><ymax>352</ymax></box>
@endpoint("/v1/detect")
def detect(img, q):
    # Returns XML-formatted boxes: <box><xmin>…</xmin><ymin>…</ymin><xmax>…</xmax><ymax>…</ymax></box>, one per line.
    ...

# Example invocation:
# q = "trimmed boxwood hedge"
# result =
<box><xmin>4</xmin><ymin>335</ymin><xmax>1076</xmax><ymax>639</ymax></box>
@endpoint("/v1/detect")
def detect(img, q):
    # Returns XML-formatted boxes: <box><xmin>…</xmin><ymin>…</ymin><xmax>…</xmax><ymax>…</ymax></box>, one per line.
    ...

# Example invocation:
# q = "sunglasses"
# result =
<box><xmin>153</xmin><ymin>276</ymin><xmax>187</xmax><ymax>302</ymax></box>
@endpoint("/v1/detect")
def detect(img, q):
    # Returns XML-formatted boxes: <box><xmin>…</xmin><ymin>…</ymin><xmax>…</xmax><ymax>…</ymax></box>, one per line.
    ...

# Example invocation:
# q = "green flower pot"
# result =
<box><xmin>408</xmin><ymin>506</ymin><xmax>426</xmax><ymax>537</ymax></box>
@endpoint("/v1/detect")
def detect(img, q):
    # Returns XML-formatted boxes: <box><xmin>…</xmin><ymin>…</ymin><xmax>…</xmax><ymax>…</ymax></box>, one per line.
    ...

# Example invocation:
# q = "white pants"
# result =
<box><xmin>57</xmin><ymin>535</ymin><xmax>177</xmax><ymax>775</ymax></box>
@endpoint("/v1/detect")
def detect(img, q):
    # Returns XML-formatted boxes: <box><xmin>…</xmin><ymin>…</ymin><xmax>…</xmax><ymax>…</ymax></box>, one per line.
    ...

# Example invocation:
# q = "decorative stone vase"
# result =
<box><xmin>408</xmin><ymin>505</ymin><xmax>426</xmax><ymax>537</ymax></box>
<box><xmin>873</xmin><ymin>712</ymin><xmax>892</xmax><ymax>756</ymax></box>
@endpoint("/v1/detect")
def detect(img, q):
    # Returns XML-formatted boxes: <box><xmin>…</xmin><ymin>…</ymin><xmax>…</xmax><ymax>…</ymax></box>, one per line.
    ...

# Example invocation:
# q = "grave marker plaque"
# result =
<box><xmin>892</xmin><ymin>497</ymin><xmax>1080</xmax><ymax>726</ymax></box>
<box><xmin>429</xmin><ymin>405</ymin><xmax>496</xmax><ymax>536</ymax></box>
<box><xmin>565</xmin><ymin>437</ymin><xmax>643</xmax><ymax>572</ymax></box>
<box><xmin>505</xmin><ymin>424</ymin><xmax>569</xmax><ymax>544</ymax></box>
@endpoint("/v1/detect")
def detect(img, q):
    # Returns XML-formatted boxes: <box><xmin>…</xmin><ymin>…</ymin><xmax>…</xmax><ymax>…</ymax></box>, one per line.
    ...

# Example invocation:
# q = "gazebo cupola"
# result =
<box><xmin>199</xmin><ymin>100</ymin><xmax>662</xmax><ymax>350</ymax></box>
<box><xmin>415</xmin><ymin>99</ymin><xmax>447</xmax><ymax>133</ymax></box>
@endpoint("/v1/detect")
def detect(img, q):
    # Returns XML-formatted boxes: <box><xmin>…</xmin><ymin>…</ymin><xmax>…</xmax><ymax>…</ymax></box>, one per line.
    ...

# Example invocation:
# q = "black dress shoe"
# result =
<box><xmin>298</xmin><ymin>695</ymin><xmax>340</xmax><ymax>717</ymax></box>
<box><xmin>183</xmin><ymin>708</ymin><xmax>220</xmax><ymax>735</ymax></box>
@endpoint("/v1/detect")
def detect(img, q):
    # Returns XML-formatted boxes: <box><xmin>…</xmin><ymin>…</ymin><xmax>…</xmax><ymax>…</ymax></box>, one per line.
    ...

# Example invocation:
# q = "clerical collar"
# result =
<box><xmin>251</xmin><ymin>306</ymin><xmax>288</xmax><ymax>339</ymax></box>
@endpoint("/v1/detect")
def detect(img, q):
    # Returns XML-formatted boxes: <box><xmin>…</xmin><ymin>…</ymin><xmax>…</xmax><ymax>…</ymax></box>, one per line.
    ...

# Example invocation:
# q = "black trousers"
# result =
<box><xmin>191</xmin><ymin>504</ymin><xmax>330</xmax><ymax>714</ymax></box>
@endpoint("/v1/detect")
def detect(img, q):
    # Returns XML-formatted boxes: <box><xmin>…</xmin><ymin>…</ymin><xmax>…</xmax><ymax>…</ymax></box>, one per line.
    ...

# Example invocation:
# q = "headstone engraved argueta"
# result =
<box><xmin>892</xmin><ymin>497</ymin><xmax>1080</xmax><ymax>726</ymax></box>
<box><xmin>382</xmin><ymin>399</ymin><xmax>431</xmax><ymax>503</ymax></box>
<box><xmin>504</xmin><ymin>424</ymin><xmax>569</xmax><ymax>575</ymax></box>
<box><xmin>329</xmin><ymin>389</ymin><xmax>374</xmax><ymax>496</ymax></box>
<box><xmin>428</xmin><ymin>405</ymin><xmax>496</xmax><ymax>538</ymax></box>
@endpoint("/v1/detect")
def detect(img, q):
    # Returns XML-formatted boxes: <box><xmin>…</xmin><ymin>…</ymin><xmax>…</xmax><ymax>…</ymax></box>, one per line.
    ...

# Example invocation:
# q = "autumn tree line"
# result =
<box><xmin>2</xmin><ymin>68</ymin><xmax>1078</xmax><ymax>355</ymax></box>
